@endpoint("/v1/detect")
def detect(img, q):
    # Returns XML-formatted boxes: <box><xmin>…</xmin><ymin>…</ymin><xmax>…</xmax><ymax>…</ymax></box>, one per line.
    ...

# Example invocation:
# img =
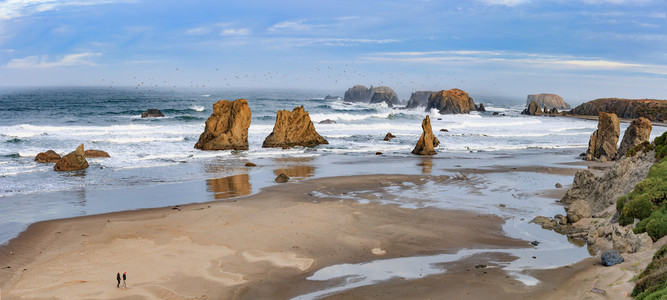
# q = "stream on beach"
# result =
<box><xmin>1</xmin><ymin>88</ymin><xmax>666</xmax><ymax>297</ymax></box>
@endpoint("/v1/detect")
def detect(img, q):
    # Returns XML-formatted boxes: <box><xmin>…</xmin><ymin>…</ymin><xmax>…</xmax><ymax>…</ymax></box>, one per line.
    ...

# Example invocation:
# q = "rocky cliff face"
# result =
<box><xmin>54</xmin><ymin>144</ymin><xmax>89</xmax><ymax>171</ymax></box>
<box><xmin>585</xmin><ymin>112</ymin><xmax>620</xmax><ymax>162</ymax></box>
<box><xmin>526</xmin><ymin>94</ymin><xmax>570</xmax><ymax>110</ymax></box>
<box><xmin>425</xmin><ymin>89</ymin><xmax>479</xmax><ymax>114</ymax></box>
<box><xmin>370</xmin><ymin>92</ymin><xmax>395</xmax><ymax>107</ymax></box>
<box><xmin>195</xmin><ymin>99</ymin><xmax>252</xmax><ymax>150</ymax></box>
<box><xmin>405</xmin><ymin>91</ymin><xmax>436</xmax><ymax>109</ymax></box>
<box><xmin>262</xmin><ymin>106</ymin><xmax>328</xmax><ymax>148</ymax></box>
<box><xmin>344</xmin><ymin>85</ymin><xmax>398</xmax><ymax>104</ymax></box>
<box><xmin>570</xmin><ymin>98</ymin><xmax>667</xmax><ymax>121</ymax></box>
<box><xmin>412</xmin><ymin>115</ymin><xmax>440</xmax><ymax>155</ymax></box>
<box><xmin>618</xmin><ymin>117</ymin><xmax>652</xmax><ymax>157</ymax></box>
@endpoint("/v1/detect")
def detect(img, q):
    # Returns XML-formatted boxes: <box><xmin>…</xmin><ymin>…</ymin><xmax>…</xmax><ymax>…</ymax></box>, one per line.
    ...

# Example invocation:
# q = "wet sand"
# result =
<box><xmin>0</xmin><ymin>174</ymin><xmax>526</xmax><ymax>299</ymax></box>
<box><xmin>0</xmin><ymin>170</ymin><xmax>655</xmax><ymax>299</ymax></box>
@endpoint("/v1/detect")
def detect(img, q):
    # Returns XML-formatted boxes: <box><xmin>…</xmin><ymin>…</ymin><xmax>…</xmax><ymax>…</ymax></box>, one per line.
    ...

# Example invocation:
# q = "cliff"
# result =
<box><xmin>570</xmin><ymin>98</ymin><xmax>667</xmax><ymax>122</ymax></box>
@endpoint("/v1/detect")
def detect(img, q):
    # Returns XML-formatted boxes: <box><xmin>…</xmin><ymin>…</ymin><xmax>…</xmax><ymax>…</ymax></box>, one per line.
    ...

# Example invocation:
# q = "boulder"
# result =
<box><xmin>617</xmin><ymin>117</ymin><xmax>652</xmax><ymax>157</ymax></box>
<box><xmin>526</xmin><ymin>94</ymin><xmax>570</xmax><ymax>110</ymax></box>
<box><xmin>412</xmin><ymin>116</ymin><xmax>440</xmax><ymax>155</ymax></box>
<box><xmin>245</xmin><ymin>162</ymin><xmax>256</xmax><ymax>167</ymax></box>
<box><xmin>262</xmin><ymin>106</ymin><xmax>328</xmax><ymax>148</ymax></box>
<box><xmin>566</xmin><ymin>200</ymin><xmax>592</xmax><ymax>223</ymax></box>
<box><xmin>405</xmin><ymin>91</ymin><xmax>437</xmax><ymax>109</ymax></box>
<box><xmin>584</xmin><ymin>112</ymin><xmax>620</xmax><ymax>161</ymax></box>
<box><xmin>531</xmin><ymin>216</ymin><xmax>556</xmax><ymax>230</ymax></box>
<box><xmin>275</xmin><ymin>173</ymin><xmax>290</xmax><ymax>183</ymax></box>
<box><xmin>370</xmin><ymin>92</ymin><xmax>394</xmax><ymax>107</ymax></box>
<box><xmin>35</xmin><ymin>150</ymin><xmax>61</xmax><ymax>163</ymax></box>
<box><xmin>141</xmin><ymin>109</ymin><xmax>164</xmax><ymax>118</ymax></box>
<box><xmin>425</xmin><ymin>89</ymin><xmax>479</xmax><ymax>114</ymax></box>
<box><xmin>195</xmin><ymin>99</ymin><xmax>251</xmax><ymax>150</ymax></box>
<box><xmin>383</xmin><ymin>132</ymin><xmax>396</xmax><ymax>141</ymax></box>
<box><xmin>319</xmin><ymin>119</ymin><xmax>337</xmax><ymax>124</ymax></box>
<box><xmin>601</xmin><ymin>250</ymin><xmax>624</xmax><ymax>266</ymax></box>
<box><xmin>84</xmin><ymin>149</ymin><xmax>110</xmax><ymax>158</ymax></box>
<box><xmin>54</xmin><ymin>144</ymin><xmax>89</xmax><ymax>171</ymax></box>
<box><xmin>521</xmin><ymin>100</ymin><xmax>543</xmax><ymax>116</ymax></box>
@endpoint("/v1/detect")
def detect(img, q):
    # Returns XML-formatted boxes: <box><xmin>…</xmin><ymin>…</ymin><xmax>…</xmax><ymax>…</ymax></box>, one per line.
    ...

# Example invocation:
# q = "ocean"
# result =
<box><xmin>1</xmin><ymin>87</ymin><xmax>665</xmax><ymax>247</ymax></box>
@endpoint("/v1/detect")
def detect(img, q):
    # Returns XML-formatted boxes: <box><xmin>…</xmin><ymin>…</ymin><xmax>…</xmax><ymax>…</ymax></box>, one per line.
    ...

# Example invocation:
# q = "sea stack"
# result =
<box><xmin>526</xmin><ymin>94</ymin><xmax>570</xmax><ymax>110</ymax></box>
<box><xmin>412</xmin><ymin>115</ymin><xmax>440</xmax><ymax>155</ymax></box>
<box><xmin>405</xmin><ymin>91</ymin><xmax>437</xmax><ymax>109</ymax></box>
<box><xmin>425</xmin><ymin>89</ymin><xmax>480</xmax><ymax>114</ymax></box>
<box><xmin>584</xmin><ymin>112</ymin><xmax>620</xmax><ymax>162</ymax></box>
<box><xmin>344</xmin><ymin>85</ymin><xmax>398</xmax><ymax>104</ymax></box>
<box><xmin>262</xmin><ymin>106</ymin><xmax>328</xmax><ymax>148</ymax></box>
<box><xmin>54</xmin><ymin>144</ymin><xmax>89</xmax><ymax>171</ymax></box>
<box><xmin>522</xmin><ymin>100</ymin><xmax>544</xmax><ymax>116</ymax></box>
<box><xmin>617</xmin><ymin>117</ymin><xmax>652</xmax><ymax>157</ymax></box>
<box><xmin>195</xmin><ymin>99</ymin><xmax>251</xmax><ymax>150</ymax></box>
<box><xmin>141</xmin><ymin>109</ymin><xmax>165</xmax><ymax>118</ymax></box>
<box><xmin>370</xmin><ymin>92</ymin><xmax>395</xmax><ymax>107</ymax></box>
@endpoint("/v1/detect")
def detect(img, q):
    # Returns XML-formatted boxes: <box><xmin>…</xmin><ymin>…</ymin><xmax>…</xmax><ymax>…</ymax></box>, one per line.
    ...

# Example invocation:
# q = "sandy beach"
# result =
<box><xmin>0</xmin><ymin>167</ymin><xmax>658</xmax><ymax>300</ymax></box>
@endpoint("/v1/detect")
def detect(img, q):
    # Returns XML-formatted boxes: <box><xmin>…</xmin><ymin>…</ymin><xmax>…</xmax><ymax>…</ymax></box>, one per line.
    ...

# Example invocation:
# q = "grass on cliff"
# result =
<box><xmin>632</xmin><ymin>244</ymin><xmax>667</xmax><ymax>299</ymax></box>
<box><xmin>617</xmin><ymin>132</ymin><xmax>667</xmax><ymax>240</ymax></box>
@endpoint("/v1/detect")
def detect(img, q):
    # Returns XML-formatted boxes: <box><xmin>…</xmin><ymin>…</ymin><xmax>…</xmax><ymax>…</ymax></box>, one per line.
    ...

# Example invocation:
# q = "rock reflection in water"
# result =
<box><xmin>418</xmin><ymin>158</ymin><xmax>433</xmax><ymax>174</ymax></box>
<box><xmin>206</xmin><ymin>174</ymin><xmax>251</xmax><ymax>200</ymax></box>
<box><xmin>273</xmin><ymin>157</ymin><xmax>316</xmax><ymax>180</ymax></box>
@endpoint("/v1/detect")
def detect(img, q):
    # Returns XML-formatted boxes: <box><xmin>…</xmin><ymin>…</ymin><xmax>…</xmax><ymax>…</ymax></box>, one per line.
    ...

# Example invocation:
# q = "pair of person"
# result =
<box><xmin>116</xmin><ymin>272</ymin><xmax>127</xmax><ymax>289</ymax></box>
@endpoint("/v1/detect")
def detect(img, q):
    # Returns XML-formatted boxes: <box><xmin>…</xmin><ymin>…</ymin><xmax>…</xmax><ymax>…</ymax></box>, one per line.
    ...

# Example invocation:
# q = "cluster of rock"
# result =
<box><xmin>521</xmin><ymin>100</ymin><xmax>561</xmax><ymax>116</ymax></box>
<box><xmin>526</xmin><ymin>94</ymin><xmax>570</xmax><ymax>110</ymax></box>
<box><xmin>343</xmin><ymin>85</ymin><xmax>398</xmax><ymax>107</ymax></box>
<box><xmin>425</xmin><ymin>89</ymin><xmax>485</xmax><ymax>114</ymax></box>
<box><xmin>584</xmin><ymin>113</ymin><xmax>653</xmax><ymax>162</ymax></box>
<box><xmin>141</xmin><ymin>109</ymin><xmax>164</xmax><ymax>118</ymax></box>
<box><xmin>570</xmin><ymin>98</ymin><xmax>667</xmax><ymax>122</ymax></box>
<box><xmin>35</xmin><ymin>145</ymin><xmax>110</xmax><ymax>172</ymax></box>
<box><xmin>195</xmin><ymin>100</ymin><xmax>328</xmax><ymax>151</ymax></box>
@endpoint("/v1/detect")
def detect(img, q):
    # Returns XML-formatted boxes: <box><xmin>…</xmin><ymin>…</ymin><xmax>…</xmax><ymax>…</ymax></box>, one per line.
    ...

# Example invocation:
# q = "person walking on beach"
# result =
<box><xmin>121</xmin><ymin>272</ymin><xmax>127</xmax><ymax>289</ymax></box>
<box><xmin>116</xmin><ymin>272</ymin><xmax>121</xmax><ymax>288</ymax></box>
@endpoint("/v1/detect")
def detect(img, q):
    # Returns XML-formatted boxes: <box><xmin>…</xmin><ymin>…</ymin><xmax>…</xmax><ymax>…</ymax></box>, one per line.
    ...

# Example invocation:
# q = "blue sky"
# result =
<box><xmin>0</xmin><ymin>0</ymin><xmax>666</xmax><ymax>103</ymax></box>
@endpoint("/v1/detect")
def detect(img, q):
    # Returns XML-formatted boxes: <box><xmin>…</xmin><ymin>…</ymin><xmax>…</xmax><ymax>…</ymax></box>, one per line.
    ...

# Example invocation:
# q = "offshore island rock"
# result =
<box><xmin>405</xmin><ymin>91</ymin><xmax>437</xmax><ymax>109</ymax></box>
<box><xmin>522</xmin><ymin>100</ymin><xmax>544</xmax><ymax>116</ymax></box>
<box><xmin>195</xmin><ymin>99</ymin><xmax>251</xmax><ymax>150</ymax></box>
<box><xmin>141</xmin><ymin>109</ymin><xmax>165</xmax><ymax>118</ymax></box>
<box><xmin>262</xmin><ymin>106</ymin><xmax>328</xmax><ymax>148</ymax></box>
<box><xmin>35</xmin><ymin>150</ymin><xmax>61</xmax><ymax>163</ymax></box>
<box><xmin>54</xmin><ymin>144</ymin><xmax>89</xmax><ymax>171</ymax></box>
<box><xmin>584</xmin><ymin>112</ymin><xmax>620</xmax><ymax>162</ymax></box>
<box><xmin>425</xmin><ymin>89</ymin><xmax>480</xmax><ymax>114</ymax></box>
<box><xmin>412</xmin><ymin>115</ymin><xmax>440</xmax><ymax>155</ymax></box>
<box><xmin>617</xmin><ymin>117</ymin><xmax>652</xmax><ymax>157</ymax></box>
<box><xmin>370</xmin><ymin>92</ymin><xmax>395</xmax><ymax>107</ymax></box>
<box><xmin>526</xmin><ymin>94</ymin><xmax>570</xmax><ymax>110</ymax></box>
<box><xmin>344</xmin><ymin>85</ymin><xmax>398</xmax><ymax>104</ymax></box>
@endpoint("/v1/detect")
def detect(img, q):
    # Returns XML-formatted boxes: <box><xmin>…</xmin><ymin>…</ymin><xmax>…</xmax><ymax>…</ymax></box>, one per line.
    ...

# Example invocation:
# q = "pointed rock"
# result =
<box><xmin>618</xmin><ymin>117</ymin><xmax>652</xmax><ymax>157</ymax></box>
<box><xmin>54</xmin><ymin>144</ymin><xmax>89</xmax><ymax>171</ymax></box>
<box><xmin>262</xmin><ymin>106</ymin><xmax>328</xmax><ymax>148</ymax></box>
<box><xmin>522</xmin><ymin>100</ymin><xmax>543</xmax><ymax>116</ymax></box>
<box><xmin>585</xmin><ymin>112</ymin><xmax>620</xmax><ymax>161</ymax></box>
<box><xmin>195</xmin><ymin>99</ymin><xmax>251</xmax><ymax>150</ymax></box>
<box><xmin>412</xmin><ymin>116</ymin><xmax>440</xmax><ymax>155</ymax></box>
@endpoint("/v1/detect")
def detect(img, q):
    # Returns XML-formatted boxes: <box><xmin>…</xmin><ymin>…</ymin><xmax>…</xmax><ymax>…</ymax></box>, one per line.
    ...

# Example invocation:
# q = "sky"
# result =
<box><xmin>0</xmin><ymin>0</ymin><xmax>666</xmax><ymax>103</ymax></box>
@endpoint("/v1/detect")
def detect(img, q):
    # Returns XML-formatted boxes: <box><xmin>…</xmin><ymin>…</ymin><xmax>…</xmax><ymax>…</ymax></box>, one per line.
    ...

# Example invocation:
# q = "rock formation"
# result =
<box><xmin>412</xmin><ymin>115</ymin><xmax>440</xmax><ymax>155</ymax></box>
<box><xmin>319</xmin><ymin>119</ymin><xmax>337</xmax><ymax>124</ymax></box>
<box><xmin>584</xmin><ymin>112</ymin><xmax>620</xmax><ymax>161</ymax></box>
<box><xmin>561</xmin><ymin>152</ymin><xmax>655</xmax><ymax>213</ymax></box>
<box><xmin>343</xmin><ymin>85</ymin><xmax>398</xmax><ymax>104</ymax></box>
<box><xmin>425</xmin><ymin>89</ymin><xmax>480</xmax><ymax>114</ymax></box>
<box><xmin>370</xmin><ymin>92</ymin><xmax>395</xmax><ymax>107</ymax></box>
<box><xmin>522</xmin><ymin>100</ymin><xmax>544</xmax><ymax>116</ymax></box>
<box><xmin>617</xmin><ymin>117</ymin><xmax>652</xmax><ymax>157</ymax></box>
<box><xmin>141</xmin><ymin>109</ymin><xmax>164</xmax><ymax>118</ymax></box>
<box><xmin>35</xmin><ymin>150</ymin><xmax>61</xmax><ymax>163</ymax></box>
<box><xmin>477</xmin><ymin>103</ymin><xmax>486</xmax><ymax>112</ymax></box>
<box><xmin>324</xmin><ymin>95</ymin><xmax>341</xmax><ymax>100</ymax></box>
<box><xmin>526</xmin><ymin>94</ymin><xmax>570</xmax><ymax>110</ymax></box>
<box><xmin>405</xmin><ymin>91</ymin><xmax>436</xmax><ymax>109</ymax></box>
<box><xmin>570</xmin><ymin>98</ymin><xmax>667</xmax><ymax>121</ymax></box>
<box><xmin>601</xmin><ymin>250</ymin><xmax>624</xmax><ymax>266</ymax></box>
<box><xmin>383</xmin><ymin>132</ymin><xmax>396</xmax><ymax>141</ymax></box>
<box><xmin>262</xmin><ymin>106</ymin><xmax>328</xmax><ymax>148</ymax></box>
<box><xmin>566</xmin><ymin>200</ymin><xmax>591</xmax><ymax>223</ymax></box>
<box><xmin>54</xmin><ymin>144</ymin><xmax>89</xmax><ymax>171</ymax></box>
<box><xmin>275</xmin><ymin>173</ymin><xmax>290</xmax><ymax>183</ymax></box>
<box><xmin>195</xmin><ymin>99</ymin><xmax>251</xmax><ymax>150</ymax></box>
<box><xmin>84</xmin><ymin>149</ymin><xmax>110</xmax><ymax>158</ymax></box>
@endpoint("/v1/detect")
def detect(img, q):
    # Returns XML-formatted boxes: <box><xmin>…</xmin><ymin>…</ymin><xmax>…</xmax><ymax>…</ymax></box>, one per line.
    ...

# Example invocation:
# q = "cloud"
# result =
<box><xmin>363</xmin><ymin>50</ymin><xmax>667</xmax><ymax>75</ymax></box>
<box><xmin>0</xmin><ymin>0</ymin><xmax>135</xmax><ymax>20</ymax></box>
<box><xmin>220</xmin><ymin>28</ymin><xmax>249</xmax><ymax>36</ymax></box>
<box><xmin>185</xmin><ymin>23</ymin><xmax>248</xmax><ymax>37</ymax></box>
<box><xmin>268</xmin><ymin>20</ymin><xmax>312</xmax><ymax>32</ymax></box>
<box><xmin>6</xmin><ymin>52</ymin><xmax>101</xmax><ymax>68</ymax></box>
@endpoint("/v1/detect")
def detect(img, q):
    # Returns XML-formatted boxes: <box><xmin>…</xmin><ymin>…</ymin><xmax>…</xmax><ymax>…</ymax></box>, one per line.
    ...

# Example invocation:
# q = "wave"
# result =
<box><xmin>91</xmin><ymin>137</ymin><xmax>186</xmax><ymax>144</ymax></box>
<box><xmin>174</xmin><ymin>115</ymin><xmax>205</xmax><ymax>122</ymax></box>
<box><xmin>189</xmin><ymin>105</ymin><xmax>205</xmax><ymax>112</ymax></box>
<box><xmin>2</xmin><ymin>153</ymin><xmax>20</xmax><ymax>158</ymax></box>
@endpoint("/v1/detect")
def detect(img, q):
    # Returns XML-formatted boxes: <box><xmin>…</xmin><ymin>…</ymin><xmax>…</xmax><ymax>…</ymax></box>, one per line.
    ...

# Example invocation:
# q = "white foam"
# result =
<box><xmin>190</xmin><ymin>105</ymin><xmax>205</xmax><ymax>112</ymax></box>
